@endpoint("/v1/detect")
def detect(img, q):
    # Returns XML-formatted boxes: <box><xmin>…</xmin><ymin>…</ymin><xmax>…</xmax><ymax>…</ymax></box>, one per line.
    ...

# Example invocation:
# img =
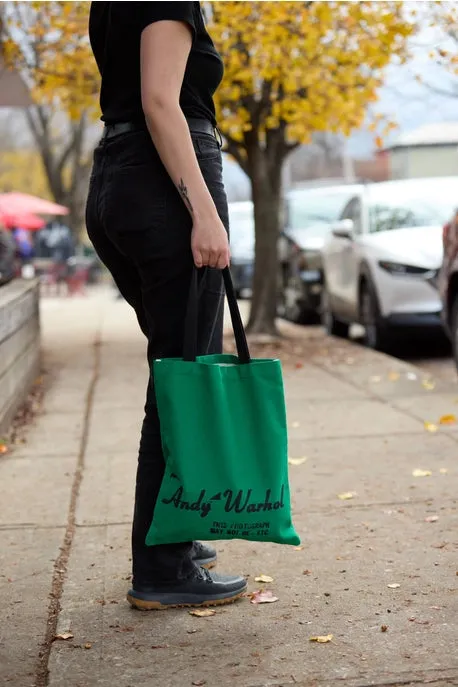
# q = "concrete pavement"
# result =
<box><xmin>1</xmin><ymin>287</ymin><xmax>458</xmax><ymax>687</ymax></box>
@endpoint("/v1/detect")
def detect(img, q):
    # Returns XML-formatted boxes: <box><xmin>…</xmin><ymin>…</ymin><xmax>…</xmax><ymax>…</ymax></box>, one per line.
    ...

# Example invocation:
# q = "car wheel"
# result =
<box><xmin>321</xmin><ymin>288</ymin><xmax>349</xmax><ymax>338</ymax></box>
<box><xmin>450</xmin><ymin>295</ymin><xmax>458</xmax><ymax>372</ymax></box>
<box><xmin>360</xmin><ymin>279</ymin><xmax>391</xmax><ymax>351</ymax></box>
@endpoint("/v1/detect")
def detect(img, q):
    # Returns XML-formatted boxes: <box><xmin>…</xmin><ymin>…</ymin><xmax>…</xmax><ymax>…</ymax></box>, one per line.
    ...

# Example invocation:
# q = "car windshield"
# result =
<box><xmin>367</xmin><ymin>182</ymin><xmax>458</xmax><ymax>233</ymax></box>
<box><xmin>228</xmin><ymin>205</ymin><xmax>255</xmax><ymax>254</ymax></box>
<box><xmin>288</xmin><ymin>189</ymin><xmax>355</xmax><ymax>236</ymax></box>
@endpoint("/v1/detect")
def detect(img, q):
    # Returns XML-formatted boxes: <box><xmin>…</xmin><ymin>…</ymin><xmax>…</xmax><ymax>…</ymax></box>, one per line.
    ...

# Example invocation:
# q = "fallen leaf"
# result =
<box><xmin>388</xmin><ymin>371</ymin><xmax>400</xmax><ymax>381</ymax></box>
<box><xmin>422</xmin><ymin>379</ymin><xmax>436</xmax><ymax>390</ymax></box>
<box><xmin>439</xmin><ymin>468</ymin><xmax>448</xmax><ymax>474</ymax></box>
<box><xmin>0</xmin><ymin>444</ymin><xmax>7</xmax><ymax>455</ymax></box>
<box><xmin>254</xmin><ymin>574</ymin><xmax>274</xmax><ymax>583</ymax></box>
<box><xmin>439</xmin><ymin>414</ymin><xmax>456</xmax><ymax>425</ymax></box>
<box><xmin>337</xmin><ymin>491</ymin><xmax>356</xmax><ymax>500</ymax></box>
<box><xmin>250</xmin><ymin>590</ymin><xmax>278</xmax><ymax>604</ymax></box>
<box><xmin>288</xmin><ymin>456</ymin><xmax>307</xmax><ymax>466</ymax></box>
<box><xmin>309</xmin><ymin>634</ymin><xmax>333</xmax><ymax>643</ymax></box>
<box><xmin>412</xmin><ymin>469</ymin><xmax>432</xmax><ymax>477</ymax></box>
<box><xmin>423</xmin><ymin>422</ymin><xmax>438</xmax><ymax>433</ymax></box>
<box><xmin>387</xmin><ymin>583</ymin><xmax>401</xmax><ymax>589</ymax></box>
<box><xmin>192</xmin><ymin>681</ymin><xmax>206</xmax><ymax>686</ymax></box>
<box><xmin>425</xmin><ymin>515</ymin><xmax>439</xmax><ymax>523</ymax></box>
<box><xmin>381</xmin><ymin>625</ymin><xmax>388</xmax><ymax>632</ymax></box>
<box><xmin>294</xmin><ymin>546</ymin><xmax>304</xmax><ymax>551</ymax></box>
<box><xmin>55</xmin><ymin>632</ymin><xmax>74</xmax><ymax>641</ymax></box>
<box><xmin>189</xmin><ymin>609</ymin><xmax>216</xmax><ymax>617</ymax></box>
<box><xmin>303</xmin><ymin>569</ymin><xmax>312</xmax><ymax>575</ymax></box>
<box><xmin>295</xmin><ymin>362</ymin><xmax>304</xmax><ymax>369</ymax></box>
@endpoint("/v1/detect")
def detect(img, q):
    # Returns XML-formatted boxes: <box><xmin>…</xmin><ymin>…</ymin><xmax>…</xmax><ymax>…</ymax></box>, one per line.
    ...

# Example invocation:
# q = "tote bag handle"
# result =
<box><xmin>183</xmin><ymin>267</ymin><xmax>251</xmax><ymax>364</ymax></box>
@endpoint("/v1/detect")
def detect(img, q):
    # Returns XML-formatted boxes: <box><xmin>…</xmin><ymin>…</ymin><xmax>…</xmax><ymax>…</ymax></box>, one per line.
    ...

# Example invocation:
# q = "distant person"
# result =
<box><xmin>12</xmin><ymin>227</ymin><xmax>34</xmax><ymax>264</ymax></box>
<box><xmin>86</xmin><ymin>2</ymin><xmax>246</xmax><ymax>610</ymax></box>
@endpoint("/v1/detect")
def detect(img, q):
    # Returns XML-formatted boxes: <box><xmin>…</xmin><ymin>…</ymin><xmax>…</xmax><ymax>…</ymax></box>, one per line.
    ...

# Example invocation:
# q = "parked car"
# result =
<box><xmin>0</xmin><ymin>226</ymin><xmax>16</xmax><ymax>286</ymax></box>
<box><xmin>228</xmin><ymin>201</ymin><xmax>255</xmax><ymax>299</ymax></box>
<box><xmin>280</xmin><ymin>184</ymin><xmax>361</xmax><ymax>323</ymax></box>
<box><xmin>439</xmin><ymin>207</ymin><xmax>458</xmax><ymax>367</ymax></box>
<box><xmin>321</xmin><ymin>177</ymin><xmax>458</xmax><ymax>351</ymax></box>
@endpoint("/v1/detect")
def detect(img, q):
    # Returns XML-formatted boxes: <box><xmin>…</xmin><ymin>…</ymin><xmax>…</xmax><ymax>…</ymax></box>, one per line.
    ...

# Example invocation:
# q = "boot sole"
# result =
<box><xmin>127</xmin><ymin>588</ymin><xmax>246</xmax><ymax>611</ymax></box>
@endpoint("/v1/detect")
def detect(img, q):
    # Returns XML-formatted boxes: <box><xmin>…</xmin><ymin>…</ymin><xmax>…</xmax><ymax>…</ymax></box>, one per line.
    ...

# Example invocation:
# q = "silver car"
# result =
<box><xmin>321</xmin><ymin>177</ymin><xmax>458</xmax><ymax>350</ymax></box>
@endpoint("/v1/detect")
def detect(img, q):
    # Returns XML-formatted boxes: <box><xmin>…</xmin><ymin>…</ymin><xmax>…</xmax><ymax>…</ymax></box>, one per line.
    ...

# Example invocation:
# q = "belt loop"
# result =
<box><xmin>214</xmin><ymin>126</ymin><xmax>223</xmax><ymax>149</ymax></box>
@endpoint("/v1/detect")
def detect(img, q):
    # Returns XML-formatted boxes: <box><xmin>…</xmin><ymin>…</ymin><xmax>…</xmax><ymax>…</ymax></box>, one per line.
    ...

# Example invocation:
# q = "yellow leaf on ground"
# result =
<box><xmin>254</xmin><ymin>574</ymin><xmax>274</xmax><ymax>583</ymax></box>
<box><xmin>388</xmin><ymin>371</ymin><xmax>400</xmax><ymax>381</ymax></box>
<box><xmin>412</xmin><ymin>469</ymin><xmax>432</xmax><ymax>477</ymax></box>
<box><xmin>309</xmin><ymin>634</ymin><xmax>333</xmax><ymax>643</ymax></box>
<box><xmin>250</xmin><ymin>590</ymin><xmax>278</xmax><ymax>604</ymax></box>
<box><xmin>439</xmin><ymin>414</ymin><xmax>457</xmax><ymax>425</ymax></box>
<box><xmin>189</xmin><ymin>609</ymin><xmax>216</xmax><ymax>617</ymax></box>
<box><xmin>293</xmin><ymin>546</ymin><xmax>304</xmax><ymax>551</ymax></box>
<box><xmin>337</xmin><ymin>492</ymin><xmax>356</xmax><ymax>500</ymax></box>
<box><xmin>422</xmin><ymin>380</ymin><xmax>435</xmax><ymax>390</ymax></box>
<box><xmin>55</xmin><ymin>632</ymin><xmax>74</xmax><ymax>640</ymax></box>
<box><xmin>423</xmin><ymin>422</ymin><xmax>438</xmax><ymax>433</ymax></box>
<box><xmin>288</xmin><ymin>457</ymin><xmax>307</xmax><ymax>466</ymax></box>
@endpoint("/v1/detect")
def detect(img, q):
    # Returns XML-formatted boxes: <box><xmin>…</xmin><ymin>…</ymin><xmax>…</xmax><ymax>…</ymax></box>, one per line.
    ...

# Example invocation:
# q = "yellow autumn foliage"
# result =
<box><xmin>2</xmin><ymin>1</ymin><xmax>99</xmax><ymax>118</ymax></box>
<box><xmin>0</xmin><ymin>149</ymin><xmax>50</xmax><ymax>197</ymax></box>
<box><xmin>209</xmin><ymin>1</ymin><xmax>414</xmax><ymax>149</ymax></box>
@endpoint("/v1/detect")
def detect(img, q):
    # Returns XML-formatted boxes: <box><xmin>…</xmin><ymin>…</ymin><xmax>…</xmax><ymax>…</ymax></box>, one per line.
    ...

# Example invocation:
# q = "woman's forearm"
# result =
<box><xmin>144</xmin><ymin>103</ymin><xmax>219</xmax><ymax>222</ymax></box>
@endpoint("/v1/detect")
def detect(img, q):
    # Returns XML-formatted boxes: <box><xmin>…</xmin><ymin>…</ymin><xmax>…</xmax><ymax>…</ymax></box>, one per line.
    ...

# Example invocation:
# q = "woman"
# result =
<box><xmin>87</xmin><ymin>2</ymin><xmax>247</xmax><ymax>610</ymax></box>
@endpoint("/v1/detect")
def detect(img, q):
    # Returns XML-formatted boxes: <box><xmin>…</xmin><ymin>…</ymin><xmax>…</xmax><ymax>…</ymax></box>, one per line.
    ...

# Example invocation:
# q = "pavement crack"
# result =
<box><xmin>34</xmin><ymin>335</ymin><xmax>101</xmax><ymax>687</ymax></box>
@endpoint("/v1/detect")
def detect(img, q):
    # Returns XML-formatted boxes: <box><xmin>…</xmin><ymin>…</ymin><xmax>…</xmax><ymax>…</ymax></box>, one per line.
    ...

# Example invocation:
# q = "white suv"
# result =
<box><xmin>321</xmin><ymin>177</ymin><xmax>457</xmax><ymax>350</ymax></box>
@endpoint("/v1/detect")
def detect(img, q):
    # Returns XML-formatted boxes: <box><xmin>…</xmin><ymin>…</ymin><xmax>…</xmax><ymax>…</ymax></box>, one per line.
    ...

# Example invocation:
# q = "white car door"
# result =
<box><xmin>332</xmin><ymin>197</ymin><xmax>363</xmax><ymax>319</ymax></box>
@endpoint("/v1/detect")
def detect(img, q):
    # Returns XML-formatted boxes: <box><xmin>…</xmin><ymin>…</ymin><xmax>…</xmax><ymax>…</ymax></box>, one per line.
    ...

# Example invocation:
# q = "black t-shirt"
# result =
<box><xmin>89</xmin><ymin>1</ymin><xmax>224</xmax><ymax>126</ymax></box>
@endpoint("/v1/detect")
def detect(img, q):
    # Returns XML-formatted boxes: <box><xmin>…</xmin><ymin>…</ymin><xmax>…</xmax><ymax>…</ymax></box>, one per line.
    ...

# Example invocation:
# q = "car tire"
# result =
<box><xmin>321</xmin><ymin>288</ymin><xmax>349</xmax><ymax>338</ymax></box>
<box><xmin>450</xmin><ymin>295</ymin><xmax>458</xmax><ymax>372</ymax></box>
<box><xmin>360</xmin><ymin>278</ymin><xmax>391</xmax><ymax>352</ymax></box>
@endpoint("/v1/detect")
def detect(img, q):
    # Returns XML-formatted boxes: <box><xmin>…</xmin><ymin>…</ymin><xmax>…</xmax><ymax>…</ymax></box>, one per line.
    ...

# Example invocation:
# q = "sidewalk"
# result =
<box><xmin>1</xmin><ymin>287</ymin><xmax>458</xmax><ymax>687</ymax></box>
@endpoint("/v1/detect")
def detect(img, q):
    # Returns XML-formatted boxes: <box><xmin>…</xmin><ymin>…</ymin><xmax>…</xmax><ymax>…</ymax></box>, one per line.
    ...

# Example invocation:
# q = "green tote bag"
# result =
<box><xmin>146</xmin><ymin>268</ymin><xmax>300</xmax><ymax>547</ymax></box>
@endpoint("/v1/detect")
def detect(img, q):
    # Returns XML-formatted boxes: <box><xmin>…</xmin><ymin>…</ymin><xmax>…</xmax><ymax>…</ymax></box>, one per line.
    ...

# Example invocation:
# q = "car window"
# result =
<box><xmin>367</xmin><ymin>190</ymin><xmax>454</xmax><ymax>233</ymax></box>
<box><xmin>288</xmin><ymin>190</ymin><xmax>355</xmax><ymax>233</ymax></box>
<box><xmin>341</xmin><ymin>197</ymin><xmax>362</xmax><ymax>234</ymax></box>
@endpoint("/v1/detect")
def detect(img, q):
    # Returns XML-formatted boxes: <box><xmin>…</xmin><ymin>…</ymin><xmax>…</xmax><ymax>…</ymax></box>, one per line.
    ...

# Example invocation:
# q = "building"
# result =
<box><xmin>0</xmin><ymin>55</ymin><xmax>31</xmax><ymax>107</ymax></box>
<box><xmin>382</xmin><ymin>122</ymin><xmax>458</xmax><ymax>180</ymax></box>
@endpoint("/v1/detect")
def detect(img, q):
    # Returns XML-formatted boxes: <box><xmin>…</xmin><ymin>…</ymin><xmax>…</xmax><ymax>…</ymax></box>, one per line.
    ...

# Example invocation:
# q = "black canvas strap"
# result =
<box><xmin>183</xmin><ymin>267</ymin><xmax>251</xmax><ymax>364</ymax></box>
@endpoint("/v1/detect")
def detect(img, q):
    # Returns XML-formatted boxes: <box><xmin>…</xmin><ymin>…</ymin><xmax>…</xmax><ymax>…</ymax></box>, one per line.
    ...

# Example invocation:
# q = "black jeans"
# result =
<box><xmin>86</xmin><ymin>126</ymin><xmax>228</xmax><ymax>583</ymax></box>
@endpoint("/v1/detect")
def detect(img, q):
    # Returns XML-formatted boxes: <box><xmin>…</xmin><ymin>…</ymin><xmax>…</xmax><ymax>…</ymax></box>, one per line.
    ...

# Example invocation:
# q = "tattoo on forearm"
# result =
<box><xmin>178</xmin><ymin>178</ymin><xmax>193</xmax><ymax>215</ymax></box>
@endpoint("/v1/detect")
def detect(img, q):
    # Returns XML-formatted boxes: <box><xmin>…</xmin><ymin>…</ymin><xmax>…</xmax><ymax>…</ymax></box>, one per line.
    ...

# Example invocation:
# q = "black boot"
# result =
<box><xmin>192</xmin><ymin>541</ymin><xmax>217</xmax><ymax>569</ymax></box>
<box><xmin>127</xmin><ymin>566</ymin><xmax>247</xmax><ymax>610</ymax></box>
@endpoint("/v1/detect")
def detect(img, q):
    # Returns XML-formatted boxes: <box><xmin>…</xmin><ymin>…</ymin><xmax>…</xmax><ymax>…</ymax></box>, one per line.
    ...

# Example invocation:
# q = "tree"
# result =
<box><xmin>419</xmin><ymin>3</ymin><xmax>458</xmax><ymax>98</ymax></box>
<box><xmin>0</xmin><ymin>2</ymin><xmax>100</xmax><ymax>234</ymax></box>
<box><xmin>208</xmin><ymin>1</ymin><xmax>414</xmax><ymax>335</ymax></box>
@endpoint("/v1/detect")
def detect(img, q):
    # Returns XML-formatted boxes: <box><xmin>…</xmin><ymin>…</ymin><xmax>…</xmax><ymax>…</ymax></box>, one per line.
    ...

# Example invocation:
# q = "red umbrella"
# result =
<box><xmin>0</xmin><ymin>192</ymin><xmax>69</xmax><ymax>216</ymax></box>
<box><xmin>0</xmin><ymin>210</ymin><xmax>45</xmax><ymax>230</ymax></box>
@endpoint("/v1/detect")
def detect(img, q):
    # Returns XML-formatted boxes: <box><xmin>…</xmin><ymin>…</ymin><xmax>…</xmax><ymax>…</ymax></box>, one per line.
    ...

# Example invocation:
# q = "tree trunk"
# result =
<box><xmin>246</xmin><ymin>145</ymin><xmax>282</xmax><ymax>337</ymax></box>
<box><xmin>25</xmin><ymin>106</ymin><xmax>92</xmax><ymax>238</ymax></box>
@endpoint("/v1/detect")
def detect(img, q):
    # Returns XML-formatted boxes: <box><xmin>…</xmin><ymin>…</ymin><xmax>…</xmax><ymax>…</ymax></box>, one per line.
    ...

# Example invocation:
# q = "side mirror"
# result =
<box><xmin>332</xmin><ymin>219</ymin><xmax>354</xmax><ymax>240</ymax></box>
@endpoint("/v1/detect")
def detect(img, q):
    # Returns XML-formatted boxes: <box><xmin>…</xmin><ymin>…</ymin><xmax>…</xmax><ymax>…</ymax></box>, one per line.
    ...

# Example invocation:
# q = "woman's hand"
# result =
<box><xmin>191</xmin><ymin>216</ymin><xmax>230</xmax><ymax>269</ymax></box>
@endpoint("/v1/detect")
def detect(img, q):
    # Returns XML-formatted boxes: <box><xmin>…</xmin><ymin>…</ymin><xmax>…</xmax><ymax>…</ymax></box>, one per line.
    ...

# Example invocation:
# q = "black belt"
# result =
<box><xmin>102</xmin><ymin>117</ymin><xmax>217</xmax><ymax>141</ymax></box>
